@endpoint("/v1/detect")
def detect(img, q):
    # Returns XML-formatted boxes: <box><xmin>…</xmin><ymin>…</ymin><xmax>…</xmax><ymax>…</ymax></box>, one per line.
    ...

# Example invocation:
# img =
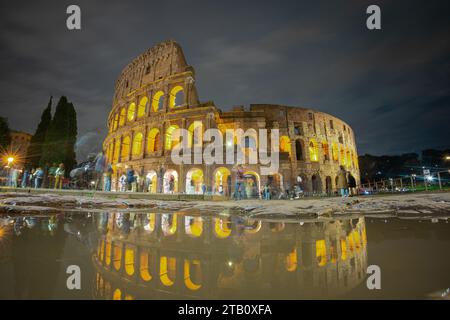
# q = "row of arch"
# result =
<box><xmin>96</xmin><ymin>222</ymin><xmax>367</xmax><ymax>292</ymax></box>
<box><xmin>109</xmin><ymin>86</ymin><xmax>185</xmax><ymax>133</ymax></box>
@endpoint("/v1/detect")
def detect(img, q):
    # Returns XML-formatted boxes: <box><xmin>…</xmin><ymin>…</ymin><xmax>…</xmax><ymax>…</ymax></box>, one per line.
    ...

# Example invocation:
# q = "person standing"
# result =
<box><xmin>48</xmin><ymin>163</ymin><xmax>57</xmax><ymax>189</ymax></box>
<box><xmin>103</xmin><ymin>164</ymin><xmax>113</xmax><ymax>192</ymax></box>
<box><xmin>126</xmin><ymin>166</ymin><xmax>135</xmax><ymax>192</ymax></box>
<box><xmin>201</xmin><ymin>183</ymin><xmax>207</xmax><ymax>195</ymax></box>
<box><xmin>54</xmin><ymin>163</ymin><xmax>65</xmax><ymax>189</ymax></box>
<box><xmin>347</xmin><ymin>172</ymin><xmax>357</xmax><ymax>196</ymax></box>
<box><xmin>34</xmin><ymin>167</ymin><xmax>44</xmax><ymax>188</ymax></box>
<box><xmin>21</xmin><ymin>167</ymin><xmax>30</xmax><ymax>188</ymax></box>
<box><xmin>10</xmin><ymin>167</ymin><xmax>19</xmax><ymax>188</ymax></box>
<box><xmin>119</xmin><ymin>173</ymin><xmax>127</xmax><ymax>192</ymax></box>
<box><xmin>336</xmin><ymin>166</ymin><xmax>349</xmax><ymax>197</ymax></box>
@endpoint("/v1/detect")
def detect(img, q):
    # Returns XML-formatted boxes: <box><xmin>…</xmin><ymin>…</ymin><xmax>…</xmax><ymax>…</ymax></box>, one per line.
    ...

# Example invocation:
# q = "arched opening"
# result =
<box><xmin>243</xmin><ymin>171</ymin><xmax>260</xmax><ymax>199</ymax></box>
<box><xmin>142</xmin><ymin>213</ymin><xmax>156</xmax><ymax>232</ymax></box>
<box><xmin>244</xmin><ymin>220</ymin><xmax>262</xmax><ymax>234</ymax></box>
<box><xmin>325</xmin><ymin>176</ymin><xmax>332</xmax><ymax>194</ymax></box>
<box><xmin>280</xmin><ymin>136</ymin><xmax>291</xmax><ymax>157</ymax></box>
<box><xmin>340</xmin><ymin>146</ymin><xmax>346</xmax><ymax>166</ymax></box>
<box><xmin>160</xmin><ymin>256</ymin><xmax>176</xmax><ymax>286</ymax></box>
<box><xmin>295</xmin><ymin>139</ymin><xmax>304</xmax><ymax>161</ymax></box>
<box><xmin>152</xmin><ymin>91</ymin><xmax>164</xmax><ymax>112</ymax></box>
<box><xmin>286</xmin><ymin>248</ymin><xmax>297</xmax><ymax>272</ymax></box>
<box><xmin>161</xmin><ymin>213</ymin><xmax>177</xmax><ymax>236</ymax></box>
<box><xmin>124</xmin><ymin>247</ymin><xmax>135</xmax><ymax>276</ymax></box>
<box><xmin>113</xmin><ymin>113</ymin><xmax>119</xmax><ymax>131</ymax></box>
<box><xmin>316</xmin><ymin>239</ymin><xmax>327</xmax><ymax>267</ymax></box>
<box><xmin>113</xmin><ymin>243</ymin><xmax>122</xmax><ymax>270</ymax></box>
<box><xmin>346</xmin><ymin>149</ymin><xmax>352</xmax><ymax>169</ymax></box>
<box><xmin>332</xmin><ymin>143</ymin><xmax>339</xmax><ymax>161</ymax></box>
<box><xmin>267</xmin><ymin>173</ymin><xmax>283</xmax><ymax>195</ymax></box>
<box><xmin>105</xmin><ymin>241</ymin><xmax>112</xmax><ymax>266</ymax></box>
<box><xmin>214</xmin><ymin>217</ymin><xmax>232</xmax><ymax>238</ymax></box>
<box><xmin>132</xmin><ymin>132</ymin><xmax>143</xmax><ymax>157</ymax></box>
<box><xmin>163</xmin><ymin>169</ymin><xmax>178</xmax><ymax>193</ymax></box>
<box><xmin>121</xmin><ymin>136</ymin><xmax>130</xmax><ymax>161</ymax></box>
<box><xmin>140</xmin><ymin>251</ymin><xmax>152</xmax><ymax>281</ymax></box>
<box><xmin>311</xmin><ymin>174</ymin><xmax>322</xmax><ymax>193</ymax></box>
<box><xmin>309</xmin><ymin>139</ymin><xmax>319</xmax><ymax>162</ymax></box>
<box><xmin>112</xmin><ymin>288</ymin><xmax>121</xmax><ymax>300</ymax></box>
<box><xmin>184</xmin><ymin>216</ymin><xmax>203</xmax><ymax>237</ymax></box>
<box><xmin>187</xmin><ymin>121</ymin><xmax>203</xmax><ymax>148</ymax></box>
<box><xmin>165</xmin><ymin>125</ymin><xmax>180</xmax><ymax>150</ymax></box>
<box><xmin>119</xmin><ymin>108</ymin><xmax>126</xmax><ymax>127</ymax></box>
<box><xmin>169</xmin><ymin>86</ymin><xmax>184</xmax><ymax>108</ymax></box>
<box><xmin>113</xmin><ymin>139</ymin><xmax>120</xmax><ymax>164</ymax></box>
<box><xmin>127</xmin><ymin>102</ymin><xmax>136</xmax><ymax>121</ymax></box>
<box><xmin>322</xmin><ymin>141</ymin><xmax>329</xmax><ymax>161</ymax></box>
<box><xmin>146</xmin><ymin>128</ymin><xmax>161</xmax><ymax>153</ymax></box>
<box><xmin>184</xmin><ymin>260</ymin><xmax>202</xmax><ymax>291</ymax></box>
<box><xmin>242</xmin><ymin>135</ymin><xmax>257</xmax><ymax>159</ymax></box>
<box><xmin>137</xmin><ymin>97</ymin><xmax>148</xmax><ymax>118</ymax></box>
<box><xmin>214</xmin><ymin>167</ymin><xmax>231</xmax><ymax>196</ymax></box>
<box><xmin>146</xmin><ymin>171</ymin><xmax>158</xmax><ymax>193</ymax></box>
<box><xmin>186</xmin><ymin>168</ymin><xmax>204</xmax><ymax>194</ymax></box>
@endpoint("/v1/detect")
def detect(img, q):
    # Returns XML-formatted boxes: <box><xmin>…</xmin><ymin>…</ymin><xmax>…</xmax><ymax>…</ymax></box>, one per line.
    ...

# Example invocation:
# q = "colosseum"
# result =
<box><xmin>103</xmin><ymin>40</ymin><xmax>359</xmax><ymax>196</ymax></box>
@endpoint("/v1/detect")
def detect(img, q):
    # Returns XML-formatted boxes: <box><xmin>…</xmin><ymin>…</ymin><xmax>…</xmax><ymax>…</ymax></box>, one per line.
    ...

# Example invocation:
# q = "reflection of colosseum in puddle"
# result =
<box><xmin>93</xmin><ymin>213</ymin><xmax>368</xmax><ymax>299</ymax></box>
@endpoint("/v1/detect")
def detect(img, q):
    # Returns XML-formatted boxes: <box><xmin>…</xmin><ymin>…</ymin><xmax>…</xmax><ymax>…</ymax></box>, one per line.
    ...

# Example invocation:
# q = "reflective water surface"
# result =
<box><xmin>0</xmin><ymin>211</ymin><xmax>449</xmax><ymax>299</ymax></box>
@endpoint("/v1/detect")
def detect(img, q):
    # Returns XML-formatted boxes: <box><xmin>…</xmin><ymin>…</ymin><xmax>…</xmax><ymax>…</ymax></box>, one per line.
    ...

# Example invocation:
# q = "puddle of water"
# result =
<box><xmin>0</xmin><ymin>211</ymin><xmax>449</xmax><ymax>299</ymax></box>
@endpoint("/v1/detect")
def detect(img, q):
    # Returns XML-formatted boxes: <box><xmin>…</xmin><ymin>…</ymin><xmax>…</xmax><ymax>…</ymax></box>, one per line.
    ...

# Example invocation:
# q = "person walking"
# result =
<box><xmin>21</xmin><ymin>168</ymin><xmax>30</xmax><ymax>188</ymax></box>
<box><xmin>347</xmin><ymin>172</ymin><xmax>357</xmax><ymax>196</ymax></box>
<box><xmin>201</xmin><ymin>183</ymin><xmax>207</xmax><ymax>195</ymax></box>
<box><xmin>119</xmin><ymin>173</ymin><xmax>127</xmax><ymax>192</ymax></box>
<box><xmin>336</xmin><ymin>165</ymin><xmax>349</xmax><ymax>197</ymax></box>
<box><xmin>54</xmin><ymin>163</ymin><xmax>65</xmax><ymax>189</ymax></box>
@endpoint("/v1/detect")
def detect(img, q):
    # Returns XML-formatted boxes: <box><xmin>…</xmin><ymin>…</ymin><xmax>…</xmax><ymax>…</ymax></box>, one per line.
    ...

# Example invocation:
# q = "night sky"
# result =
<box><xmin>0</xmin><ymin>0</ymin><xmax>449</xmax><ymax>161</ymax></box>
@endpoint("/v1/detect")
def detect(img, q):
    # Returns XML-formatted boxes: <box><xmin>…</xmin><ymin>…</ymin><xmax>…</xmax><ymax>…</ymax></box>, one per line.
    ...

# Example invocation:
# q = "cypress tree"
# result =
<box><xmin>41</xmin><ymin>96</ymin><xmax>78</xmax><ymax>174</ymax></box>
<box><xmin>26</xmin><ymin>97</ymin><xmax>52</xmax><ymax>168</ymax></box>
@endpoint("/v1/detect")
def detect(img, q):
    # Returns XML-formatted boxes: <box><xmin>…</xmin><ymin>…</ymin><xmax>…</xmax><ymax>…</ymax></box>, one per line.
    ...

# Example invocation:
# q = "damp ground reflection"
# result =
<box><xmin>0</xmin><ymin>211</ymin><xmax>449</xmax><ymax>299</ymax></box>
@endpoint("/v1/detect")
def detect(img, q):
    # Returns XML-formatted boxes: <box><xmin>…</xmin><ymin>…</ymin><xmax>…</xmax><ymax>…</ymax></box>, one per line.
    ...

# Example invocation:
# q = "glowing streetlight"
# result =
<box><xmin>445</xmin><ymin>156</ymin><xmax>450</xmax><ymax>161</ymax></box>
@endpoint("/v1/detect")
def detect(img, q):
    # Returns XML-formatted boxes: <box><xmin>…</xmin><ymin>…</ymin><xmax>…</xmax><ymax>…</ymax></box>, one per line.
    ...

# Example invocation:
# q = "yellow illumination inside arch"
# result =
<box><xmin>165</xmin><ymin>125</ymin><xmax>180</xmax><ymax>150</ymax></box>
<box><xmin>140</xmin><ymin>251</ymin><xmax>152</xmax><ymax>281</ymax></box>
<box><xmin>119</xmin><ymin>108</ymin><xmax>126</xmax><ymax>127</ymax></box>
<box><xmin>214</xmin><ymin>218</ymin><xmax>232</xmax><ymax>238</ymax></box>
<box><xmin>341</xmin><ymin>239</ymin><xmax>347</xmax><ymax>261</ymax></box>
<box><xmin>280</xmin><ymin>136</ymin><xmax>291</xmax><ymax>156</ymax></box>
<box><xmin>124</xmin><ymin>247</ymin><xmax>135</xmax><ymax>276</ymax></box>
<box><xmin>184</xmin><ymin>259</ymin><xmax>202</xmax><ymax>291</ymax></box>
<box><xmin>137</xmin><ymin>97</ymin><xmax>148</xmax><ymax>118</ymax></box>
<box><xmin>132</xmin><ymin>132</ymin><xmax>143</xmax><ymax>156</ymax></box>
<box><xmin>112</xmin><ymin>288</ymin><xmax>121</xmax><ymax>300</ymax></box>
<box><xmin>162</xmin><ymin>214</ymin><xmax>178</xmax><ymax>236</ymax></box>
<box><xmin>185</xmin><ymin>216</ymin><xmax>203</xmax><ymax>237</ymax></box>
<box><xmin>152</xmin><ymin>91</ymin><xmax>164</xmax><ymax>112</ymax></box>
<box><xmin>332</xmin><ymin>143</ymin><xmax>339</xmax><ymax>161</ymax></box>
<box><xmin>187</xmin><ymin>121</ymin><xmax>203</xmax><ymax>148</ymax></box>
<box><xmin>286</xmin><ymin>248</ymin><xmax>297</xmax><ymax>272</ymax></box>
<box><xmin>121</xmin><ymin>136</ymin><xmax>130</xmax><ymax>160</ymax></box>
<box><xmin>316</xmin><ymin>239</ymin><xmax>327</xmax><ymax>266</ymax></box>
<box><xmin>160</xmin><ymin>256</ymin><xmax>176</xmax><ymax>286</ymax></box>
<box><xmin>113</xmin><ymin>244</ymin><xmax>122</xmax><ymax>270</ymax></box>
<box><xmin>147</xmin><ymin>128</ymin><xmax>160</xmax><ymax>153</ymax></box>
<box><xmin>169</xmin><ymin>85</ymin><xmax>184</xmax><ymax>108</ymax></box>
<box><xmin>105</xmin><ymin>241</ymin><xmax>112</xmax><ymax>265</ymax></box>
<box><xmin>127</xmin><ymin>102</ymin><xmax>136</xmax><ymax>121</ymax></box>
<box><xmin>309</xmin><ymin>139</ymin><xmax>319</xmax><ymax>162</ymax></box>
<box><xmin>113</xmin><ymin>113</ymin><xmax>119</xmax><ymax>131</ymax></box>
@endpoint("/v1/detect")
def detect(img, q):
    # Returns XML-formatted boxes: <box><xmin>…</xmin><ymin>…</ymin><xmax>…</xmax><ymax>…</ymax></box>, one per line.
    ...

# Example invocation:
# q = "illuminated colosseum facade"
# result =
<box><xmin>103</xmin><ymin>40</ymin><xmax>359</xmax><ymax>195</ymax></box>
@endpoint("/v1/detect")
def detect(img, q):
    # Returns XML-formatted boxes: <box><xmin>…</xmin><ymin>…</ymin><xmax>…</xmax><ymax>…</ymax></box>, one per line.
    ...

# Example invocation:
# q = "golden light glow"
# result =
<box><xmin>169</xmin><ymin>85</ymin><xmax>184</xmax><ymax>108</ymax></box>
<box><xmin>184</xmin><ymin>259</ymin><xmax>202</xmax><ymax>291</ymax></box>
<box><xmin>160</xmin><ymin>256</ymin><xmax>176</xmax><ymax>286</ymax></box>
<box><xmin>132</xmin><ymin>132</ymin><xmax>143</xmax><ymax>156</ymax></box>
<box><xmin>280</xmin><ymin>136</ymin><xmax>291</xmax><ymax>156</ymax></box>
<box><xmin>187</xmin><ymin>121</ymin><xmax>203</xmax><ymax>148</ymax></box>
<box><xmin>286</xmin><ymin>248</ymin><xmax>297</xmax><ymax>272</ymax></box>
<box><xmin>316</xmin><ymin>239</ymin><xmax>327</xmax><ymax>266</ymax></box>
<box><xmin>152</xmin><ymin>91</ymin><xmax>164</xmax><ymax>112</ymax></box>
<box><xmin>309</xmin><ymin>139</ymin><xmax>319</xmax><ymax>162</ymax></box>
<box><xmin>140</xmin><ymin>251</ymin><xmax>152</xmax><ymax>281</ymax></box>
<box><xmin>119</xmin><ymin>108</ymin><xmax>126</xmax><ymax>126</ymax></box>
<box><xmin>121</xmin><ymin>136</ymin><xmax>130</xmax><ymax>160</ymax></box>
<box><xmin>146</xmin><ymin>128</ymin><xmax>160</xmax><ymax>153</ymax></box>
<box><xmin>113</xmin><ymin>244</ymin><xmax>122</xmax><ymax>271</ymax></box>
<box><xmin>185</xmin><ymin>216</ymin><xmax>203</xmax><ymax>237</ymax></box>
<box><xmin>124</xmin><ymin>247</ymin><xmax>135</xmax><ymax>276</ymax></box>
<box><xmin>214</xmin><ymin>218</ymin><xmax>232</xmax><ymax>238</ymax></box>
<box><xmin>137</xmin><ymin>96</ymin><xmax>148</xmax><ymax>118</ymax></box>
<box><xmin>165</xmin><ymin>125</ymin><xmax>180</xmax><ymax>150</ymax></box>
<box><xmin>332</xmin><ymin>143</ymin><xmax>339</xmax><ymax>161</ymax></box>
<box><xmin>127</xmin><ymin>102</ymin><xmax>136</xmax><ymax>121</ymax></box>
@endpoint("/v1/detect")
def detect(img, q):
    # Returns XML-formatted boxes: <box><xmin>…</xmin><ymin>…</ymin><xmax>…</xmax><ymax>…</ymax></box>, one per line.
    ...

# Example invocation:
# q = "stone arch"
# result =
<box><xmin>280</xmin><ymin>135</ymin><xmax>291</xmax><ymax>156</ymax></box>
<box><xmin>146</xmin><ymin>128</ymin><xmax>161</xmax><ymax>153</ymax></box>
<box><xmin>325</xmin><ymin>176</ymin><xmax>332</xmax><ymax>194</ymax></box>
<box><xmin>121</xmin><ymin>136</ymin><xmax>131</xmax><ymax>161</ymax></box>
<box><xmin>137</xmin><ymin>96</ymin><xmax>148</xmax><ymax>118</ymax></box>
<box><xmin>311</xmin><ymin>174</ymin><xmax>322</xmax><ymax>193</ymax></box>
<box><xmin>127</xmin><ymin>102</ymin><xmax>136</xmax><ymax>121</ymax></box>
<box><xmin>163</xmin><ymin>169</ymin><xmax>178</xmax><ymax>193</ymax></box>
<box><xmin>187</xmin><ymin>121</ymin><xmax>203</xmax><ymax>148</ymax></box>
<box><xmin>146</xmin><ymin>170</ymin><xmax>158</xmax><ymax>193</ymax></box>
<box><xmin>185</xmin><ymin>168</ymin><xmax>204</xmax><ymax>194</ymax></box>
<box><xmin>119</xmin><ymin>108</ymin><xmax>126</xmax><ymax>127</ymax></box>
<box><xmin>213</xmin><ymin>167</ymin><xmax>231</xmax><ymax>196</ymax></box>
<box><xmin>295</xmin><ymin>139</ymin><xmax>304</xmax><ymax>161</ymax></box>
<box><xmin>151</xmin><ymin>91</ymin><xmax>164</xmax><ymax>112</ymax></box>
<box><xmin>243</xmin><ymin>171</ymin><xmax>260</xmax><ymax>199</ymax></box>
<box><xmin>169</xmin><ymin>85</ymin><xmax>184</xmax><ymax>108</ymax></box>
<box><xmin>132</xmin><ymin>132</ymin><xmax>143</xmax><ymax>157</ymax></box>
<box><xmin>165</xmin><ymin>125</ymin><xmax>180</xmax><ymax>150</ymax></box>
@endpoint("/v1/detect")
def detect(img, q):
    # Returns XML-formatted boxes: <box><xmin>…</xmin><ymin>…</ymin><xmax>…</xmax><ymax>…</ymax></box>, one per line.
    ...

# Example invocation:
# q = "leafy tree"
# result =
<box><xmin>26</xmin><ymin>96</ymin><xmax>52</xmax><ymax>168</ymax></box>
<box><xmin>0</xmin><ymin>117</ymin><xmax>11</xmax><ymax>150</ymax></box>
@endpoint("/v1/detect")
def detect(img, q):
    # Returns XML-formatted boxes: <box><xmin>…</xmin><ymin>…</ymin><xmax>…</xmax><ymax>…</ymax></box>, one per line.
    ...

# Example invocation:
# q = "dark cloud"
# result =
<box><xmin>0</xmin><ymin>0</ymin><xmax>449</xmax><ymax>160</ymax></box>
